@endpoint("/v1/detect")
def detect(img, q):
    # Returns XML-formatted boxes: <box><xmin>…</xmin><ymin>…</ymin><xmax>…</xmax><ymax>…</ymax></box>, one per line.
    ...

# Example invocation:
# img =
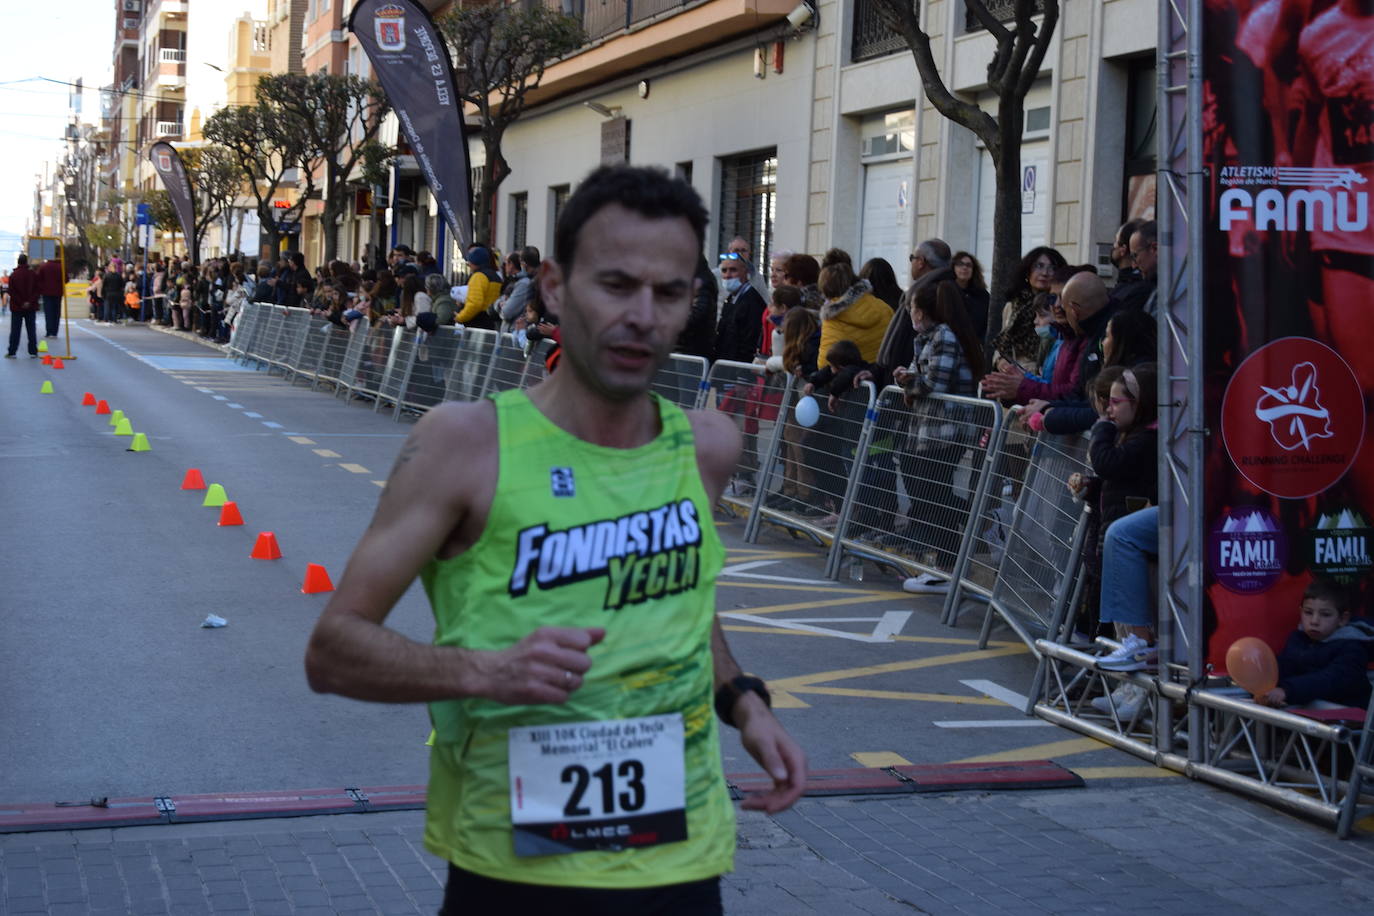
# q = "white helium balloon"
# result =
<box><xmin>795</xmin><ymin>395</ymin><xmax>820</xmax><ymax>427</ymax></box>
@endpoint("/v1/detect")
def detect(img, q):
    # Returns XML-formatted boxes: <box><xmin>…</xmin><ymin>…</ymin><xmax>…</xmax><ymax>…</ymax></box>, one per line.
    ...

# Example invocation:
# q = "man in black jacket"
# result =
<box><xmin>712</xmin><ymin>252</ymin><xmax>765</xmax><ymax>363</ymax></box>
<box><xmin>676</xmin><ymin>254</ymin><xmax>717</xmax><ymax>360</ymax></box>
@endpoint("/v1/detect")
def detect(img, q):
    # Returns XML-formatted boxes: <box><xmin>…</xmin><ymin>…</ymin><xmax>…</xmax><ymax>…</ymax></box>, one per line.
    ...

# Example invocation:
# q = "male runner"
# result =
<box><xmin>305</xmin><ymin>165</ymin><xmax>806</xmax><ymax>914</ymax></box>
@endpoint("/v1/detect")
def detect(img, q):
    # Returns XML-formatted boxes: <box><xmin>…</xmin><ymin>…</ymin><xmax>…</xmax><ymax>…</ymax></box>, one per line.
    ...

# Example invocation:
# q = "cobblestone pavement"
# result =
<box><xmin>3</xmin><ymin>778</ymin><xmax>1371</xmax><ymax>915</ymax></box>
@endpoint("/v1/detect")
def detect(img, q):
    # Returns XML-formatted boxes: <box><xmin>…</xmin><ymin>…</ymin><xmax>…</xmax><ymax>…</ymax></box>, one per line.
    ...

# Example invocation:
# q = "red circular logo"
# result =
<box><xmin>1221</xmin><ymin>337</ymin><xmax>1365</xmax><ymax>499</ymax></box>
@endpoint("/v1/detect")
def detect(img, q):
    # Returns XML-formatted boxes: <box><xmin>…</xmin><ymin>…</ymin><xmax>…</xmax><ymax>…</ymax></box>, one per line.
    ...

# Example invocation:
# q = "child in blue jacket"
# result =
<box><xmin>1261</xmin><ymin>579</ymin><xmax>1373</xmax><ymax>709</ymax></box>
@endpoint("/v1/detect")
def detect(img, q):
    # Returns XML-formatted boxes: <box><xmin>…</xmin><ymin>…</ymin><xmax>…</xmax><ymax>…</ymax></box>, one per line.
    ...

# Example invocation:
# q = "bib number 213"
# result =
<box><xmin>508</xmin><ymin>714</ymin><xmax>687</xmax><ymax>857</ymax></box>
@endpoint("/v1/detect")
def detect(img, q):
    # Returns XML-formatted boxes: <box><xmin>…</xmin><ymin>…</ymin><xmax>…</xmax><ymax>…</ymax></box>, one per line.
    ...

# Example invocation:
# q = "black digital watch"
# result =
<box><xmin>714</xmin><ymin>675</ymin><xmax>771</xmax><ymax>728</ymax></box>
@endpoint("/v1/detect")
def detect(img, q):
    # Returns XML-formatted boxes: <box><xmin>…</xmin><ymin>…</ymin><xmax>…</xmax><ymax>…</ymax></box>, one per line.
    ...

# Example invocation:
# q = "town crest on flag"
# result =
<box><xmin>375</xmin><ymin>3</ymin><xmax>406</xmax><ymax>52</ymax></box>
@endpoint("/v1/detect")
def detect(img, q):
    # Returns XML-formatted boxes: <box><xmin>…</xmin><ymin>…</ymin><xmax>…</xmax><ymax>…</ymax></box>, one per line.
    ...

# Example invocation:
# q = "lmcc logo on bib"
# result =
<box><xmin>1220</xmin><ymin>337</ymin><xmax>1365</xmax><ymax>500</ymax></box>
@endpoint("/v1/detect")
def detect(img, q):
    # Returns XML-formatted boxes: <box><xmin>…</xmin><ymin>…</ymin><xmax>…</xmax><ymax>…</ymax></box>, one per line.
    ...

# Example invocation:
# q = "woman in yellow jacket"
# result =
<box><xmin>453</xmin><ymin>245</ymin><xmax>500</xmax><ymax>329</ymax></box>
<box><xmin>817</xmin><ymin>254</ymin><xmax>893</xmax><ymax>368</ymax></box>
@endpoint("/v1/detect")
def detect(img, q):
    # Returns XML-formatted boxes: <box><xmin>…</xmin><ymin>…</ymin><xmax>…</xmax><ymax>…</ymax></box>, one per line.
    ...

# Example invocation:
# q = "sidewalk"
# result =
<box><xmin>3</xmin><ymin>778</ymin><xmax>1370</xmax><ymax>915</ymax></box>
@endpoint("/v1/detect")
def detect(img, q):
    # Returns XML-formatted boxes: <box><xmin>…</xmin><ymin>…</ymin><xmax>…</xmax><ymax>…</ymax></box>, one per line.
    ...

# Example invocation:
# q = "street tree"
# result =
<box><xmin>440</xmin><ymin>3</ymin><xmax>585</xmax><ymax>245</ymax></box>
<box><xmin>256</xmin><ymin>73</ymin><xmax>393</xmax><ymax>262</ymax></box>
<box><xmin>140</xmin><ymin>189</ymin><xmax>185</xmax><ymax>259</ymax></box>
<box><xmin>873</xmin><ymin>0</ymin><xmax>1059</xmax><ymax>336</ymax></box>
<box><xmin>178</xmin><ymin>145</ymin><xmax>242</xmax><ymax>261</ymax></box>
<box><xmin>85</xmin><ymin>223</ymin><xmax>121</xmax><ymax>261</ymax></box>
<box><xmin>203</xmin><ymin>102</ymin><xmax>312</xmax><ymax>255</ymax></box>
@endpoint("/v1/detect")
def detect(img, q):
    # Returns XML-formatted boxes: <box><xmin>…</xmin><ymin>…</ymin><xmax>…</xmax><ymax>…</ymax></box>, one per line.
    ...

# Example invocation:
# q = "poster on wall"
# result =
<box><xmin>1201</xmin><ymin>1</ymin><xmax>1373</xmax><ymax>664</ymax></box>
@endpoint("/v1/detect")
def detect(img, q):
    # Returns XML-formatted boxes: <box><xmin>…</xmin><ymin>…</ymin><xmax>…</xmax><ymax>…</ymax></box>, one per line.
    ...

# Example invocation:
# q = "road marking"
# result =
<box><xmin>212</xmin><ymin>395</ymin><xmax>228</xmax><ymax>401</ymax></box>
<box><xmin>287</xmin><ymin>437</ymin><xmax>316</xmax><ymax>445</ymax></box>
<box><xmin>181</xmin><ymin>380</ymin><xmax>197</xmax><ymax>385</ymax></box>
<box><xmin>720</xmin><ymin>593</ymin><xmax>909</xmax><ymax>616</ymax></box>
<box><xmin>195</xmin><ymin>387</ymin><xmax>214</xmax><ymax>393</ymax></box>
<box><xmin>313</xmin><ymin>449</ymin><xmax>342</xmax><ymax>458</ymax></box>
<box><xmin>717</xmin><ymin>611</ymin><xmax>911</xmax><ymax>643</ymax></box>
<box><xmin>372</xmin><ymin>480</ymin><xmax>387</xmax><ymax>488</ymax></box>
<box><xmin>851</xmin><ymin>751</ymin><xmax>912</xmax><ymax>767</ymax></box>
<box><xmin>933</xmin><ymin>719</ymin><xmax>1052</xmax><ymax>728</ymax></box>
<box><xmin>720</xmin><ymin>559</ymin><xmax>833</xmax><ymax>585</ymax></box>
<box><xmin>226</xmin><ymin>403</ymin><xmax>243</xmax><ymax>409</ymax></box>
<box><xmin>960</xmin><ymin>679</ymin><xmax>1031</xmax><ymax>710</ymax></box>
<box><xmin>797</xmin><ymin>687</ymin><xmax>1003</xmax><ymax>705</ymax></box>
<box><xmin>954</xmin><ymin>737</ymin><xmax>1106</xmax><ymax>764</ymax></box>
<box><xmin>244</xmin><ymin>412</ymin><xmax>263</xmax><ymax>418</ymax></box>
<box><xmin>262</xmin><ymin>421</ymin><xmax>283</xmax><ymax>429</ymax></box>
<box><xmin>1075</xmin><ymin>766</ymin><xmax>1180</xmax><ymax>780</ymax></box>
<box><xmin>339</xmin><ymin>463</ymin><xmax>371</xmax><ymax>474</ymax></box>
<box><xmin>769</xmin><ymin>645</ymin><xmax>1029</xmax><ymax>692</ymax></box>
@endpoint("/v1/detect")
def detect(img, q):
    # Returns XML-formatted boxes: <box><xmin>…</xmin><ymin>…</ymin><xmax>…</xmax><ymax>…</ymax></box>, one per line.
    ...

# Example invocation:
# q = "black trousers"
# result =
<box><xmin>8</xmin><ymin>309</ymin><xmax>37</xmax><ymax>355</ymax></box>
<box><xmin>438</xmin><ymin>864</ymin><xmax>722</xmax><ymax>916</ymax></box>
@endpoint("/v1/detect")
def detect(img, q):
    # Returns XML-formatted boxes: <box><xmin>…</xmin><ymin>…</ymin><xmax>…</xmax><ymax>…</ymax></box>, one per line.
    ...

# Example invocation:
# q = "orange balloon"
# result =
<box><xmin>1226</xmin><ymin>637</ymin><xmax>1279</xmax><ymax>697</ymax></box>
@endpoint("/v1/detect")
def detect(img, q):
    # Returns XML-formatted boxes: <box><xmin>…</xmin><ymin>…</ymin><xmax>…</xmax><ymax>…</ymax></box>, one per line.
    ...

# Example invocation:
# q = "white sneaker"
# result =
<box><xmin>902</xmin><ymin>572</ymin><xmax>949</xmax><ymax>595</ymax></box>
<box><xmin>1091</xmin><ymin>682</ymin><xmax>1149</xmax><ymax>719</ymax></box>
<box><xmin>1097</xmin><ymin>634</ymin><xmax>1157</xmax><ymax>671</ymax></box>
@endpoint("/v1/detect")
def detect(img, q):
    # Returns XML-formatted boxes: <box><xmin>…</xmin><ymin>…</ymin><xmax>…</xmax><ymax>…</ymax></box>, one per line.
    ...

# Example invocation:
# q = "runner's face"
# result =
<box><xmin>543</xmin><ymin>204</ymin><xmax>697</xmax><ymax>401</ymax></box>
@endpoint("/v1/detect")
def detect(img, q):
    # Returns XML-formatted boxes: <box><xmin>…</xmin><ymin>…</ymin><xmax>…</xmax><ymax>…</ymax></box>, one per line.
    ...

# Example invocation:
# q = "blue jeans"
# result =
<box><xmin>1100</xmin><ymin>506</ymin><xmax>1158</xmax><ymax>628</ymax></box>
<box><xmin>40</xmin><ymin>294</ymin><xmax>61</xmax><ymax>336</ymax></box>
<box><xmin>102</xmin><ymin>295</ymin><xmax>121</xmax><ymax>323</ymax></box>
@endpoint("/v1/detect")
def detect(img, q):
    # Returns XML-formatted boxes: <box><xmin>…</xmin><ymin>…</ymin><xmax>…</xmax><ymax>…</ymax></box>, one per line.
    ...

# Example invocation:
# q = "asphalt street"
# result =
<box><xmin>2</xmin><ymin>318</ymin><xmax>1370</xmax><ymax>915</ymax></box>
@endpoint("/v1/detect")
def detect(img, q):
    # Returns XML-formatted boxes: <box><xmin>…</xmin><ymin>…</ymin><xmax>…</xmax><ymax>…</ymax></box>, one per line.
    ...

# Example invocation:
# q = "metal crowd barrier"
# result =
<box><xmin>225</xmin><ymin>302</ymin><xmax>1373</xmax><ymax>837</ymax></box>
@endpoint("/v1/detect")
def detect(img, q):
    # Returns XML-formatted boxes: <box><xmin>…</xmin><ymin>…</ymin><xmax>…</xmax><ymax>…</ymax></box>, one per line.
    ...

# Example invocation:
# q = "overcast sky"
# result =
<box><xmin>0</xmin><ymin>2</ymin><xmax>111</xmax><ymax>266</ymax></box>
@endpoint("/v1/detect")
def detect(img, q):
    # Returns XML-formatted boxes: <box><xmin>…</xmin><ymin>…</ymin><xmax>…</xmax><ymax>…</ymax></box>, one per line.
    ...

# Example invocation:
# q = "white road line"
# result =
<box><xmin>262</xmin><ymin>421</ymin><xmax>283</xmax><ymax>429</ymax></box>
<box><xmin>719</xmin><ymin>611</ymin><xmax>910</xmax><ymax>643</ymax></box>
<box><xmin>959</xmin><ymin>679</ymin><xmax>1031</xmax><ymax>710</ymax></box>
<box><xmin>720</xmin><ymin>559</ymin><xmax>833</xmax><ymax>586</ymax></box>
<box><xmin>195</xmin><ymin>387</ymin><xmax>214</xmax><ymax>394</ymax></box>
<box><xmin>212</xmin><ymin>395</ymin><xmax>227</xmax><ymax>401</ymax></box>
<box><xmin>243</xmin><ymin>412</ymin><xmax>262</xmax><ymax>418</ymax></box>
<box><xmin>226</xmin><ymin>403</ymin><xmax>243</xmax><ymax>409</ymax></box>
<box><xmin>933</xmin><ymin>719</ymin><xmax>1052</xmax><ymax>729</ymax></box>
<box><xmin>781</xmin><ymin>614</ymin><xmax>913</xmax><ymax>640</ymax></box>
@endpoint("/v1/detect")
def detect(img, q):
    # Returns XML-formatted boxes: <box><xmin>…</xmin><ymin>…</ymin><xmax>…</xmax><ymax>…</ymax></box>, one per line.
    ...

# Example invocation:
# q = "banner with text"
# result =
<box><xmin>147</xmin><ymin>142</ymin><xmax>197</xmax><ymax>263</ymax></box>
<box><xmin>348</xmin><ymin>0</ymin><xmax>473</xmax><ymax>250</ymax></box>
<box><xmin>1201</xmin><ymin>3</ymin><xmax>1373</xmax><ymax>664</ymax></box>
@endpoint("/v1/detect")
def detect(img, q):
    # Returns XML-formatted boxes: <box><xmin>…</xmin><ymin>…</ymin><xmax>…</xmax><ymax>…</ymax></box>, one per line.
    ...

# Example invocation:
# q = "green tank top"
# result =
<box><xmin>420</xmin><ymin>389</ymin><xmax>733</xmax><ymax>888</ymax></box>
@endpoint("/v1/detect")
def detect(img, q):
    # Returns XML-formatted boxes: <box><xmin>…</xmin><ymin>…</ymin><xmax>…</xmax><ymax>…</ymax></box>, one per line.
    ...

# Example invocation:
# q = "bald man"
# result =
<box><xmin>1028</xmin><ymin>273</ymin><xmax>1123</xmax><ymax>435</ymax></box>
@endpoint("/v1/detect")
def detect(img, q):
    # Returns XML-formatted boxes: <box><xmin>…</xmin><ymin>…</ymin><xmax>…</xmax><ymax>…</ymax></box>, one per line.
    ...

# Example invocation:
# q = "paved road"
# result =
<box><xmin>2</xmin><ymin>320</ymin><xmax>1371</xmax><ymax>914</ymax></box>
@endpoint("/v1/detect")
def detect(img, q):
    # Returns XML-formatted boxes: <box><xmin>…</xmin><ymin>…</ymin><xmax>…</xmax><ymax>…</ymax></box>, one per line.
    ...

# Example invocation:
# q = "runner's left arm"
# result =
<box><xmin>689</xmin><ymin>408</ymin><xmax>808</xmax><ymax>813</ymax></box>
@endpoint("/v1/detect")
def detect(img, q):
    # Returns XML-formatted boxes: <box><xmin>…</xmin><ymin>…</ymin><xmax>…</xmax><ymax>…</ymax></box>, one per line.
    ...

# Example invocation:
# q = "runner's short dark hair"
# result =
<box><xmin>555</xmin><ymin>165</ymin><xmax>707</xmax><ymax>271</ymax></box>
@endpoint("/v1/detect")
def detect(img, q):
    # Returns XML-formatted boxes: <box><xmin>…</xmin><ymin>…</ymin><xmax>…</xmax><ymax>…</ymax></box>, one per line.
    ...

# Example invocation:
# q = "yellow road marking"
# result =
<box><xmin>770</xmin><ymin>691</ymin><xmax>810</xmax><ymax>709</ymax></box>
<box><xmin>955</xmin><ymin>737</ymin><xmax>1107</xmax><ymax>764</ymax></box>
<box><xmin>851</xmin><ymin>751</ymin><xmax>912</xmax><ymax>767</ymax></box>
<box><xmin>794</xmin><ymin>686</ymin><xmax>1004</xmax><ymax>705</ymax></box>
<box><xmin>313</xmin><ymin>449</ymin><xmax>342</xmax><ymax>458</ymax></box>
<box><xmin>716</xmin><ymin>581</ymin><xmax>905</xmax><ymax>595</ymax></box>
<box><xmin>725</xmin><ymin>550</ymin><xmax>817</xmax><ymax>561</ymax></box>
<box><xmin>721</xmin><ymin>625</ymin><xmax>1019</xmax><ymax>649</ymax></box>
<box><xmin>1075</xmin><ymin>766</ymin><xmax>1181</xmax><ymax>780</ymax></box>
<box><xmin>770</xmin><ymin>645</ymin><xmax>1028</xmax><ymax>691</ymax></box>
<box><xmin>719</xmin><ymin>594</ymin><xmax>906</xmax><ymax>616</ymax></box>
<box><xmin>288</xmin><ymin>436</ymin><xmax>315</xmax><ymax>445</ymax></box>
<box><xmin>339</xmin><ymin>463</ymin><xmax>371</xmax><ymax>474</ymax></box>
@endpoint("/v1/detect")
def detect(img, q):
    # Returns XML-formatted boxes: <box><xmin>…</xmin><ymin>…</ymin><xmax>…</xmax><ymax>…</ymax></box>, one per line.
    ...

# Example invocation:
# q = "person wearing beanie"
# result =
<box><xmin>454</xmin><ymin>245</ymin><xmax>499</xmax><ymax>329</ymax></box>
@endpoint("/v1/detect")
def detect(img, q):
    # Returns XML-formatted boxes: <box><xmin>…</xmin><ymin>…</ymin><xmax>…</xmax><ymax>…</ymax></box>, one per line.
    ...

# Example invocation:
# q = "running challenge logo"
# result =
<box><xmin>1221</xmin><ymin>338</ymin><xmax>1365</xmax><ymax>500</ymax></box>
<box><xmin>509</xmin><ymin>500</ymin><xmax>703</xmax><ymax>610</ymax></box>
<box><xmin>1218</xmin><ymin>166</ymin><xmax>1368</xmax><ymax>233</ymax></box>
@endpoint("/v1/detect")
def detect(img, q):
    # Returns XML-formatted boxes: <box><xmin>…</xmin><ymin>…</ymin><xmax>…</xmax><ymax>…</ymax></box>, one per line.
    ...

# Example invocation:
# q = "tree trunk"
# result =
<box><xmin>986</xmin><ymin>95</ymin><xmax>1025</xmax><ymax>344</ymax></box>
<box><xmin>259</xmin><ymin>202</ymin><xmax>281</xmax><ymax>259</ymax></box>
<box><xmin>321</xmin><ymin>196</ymin><xmax>342</xmax><ymax>263</ymax></box>
<box><xmin>477</xmin><ymin>135</ymin><xmax>507</xmax><ymax>248</ymax></box>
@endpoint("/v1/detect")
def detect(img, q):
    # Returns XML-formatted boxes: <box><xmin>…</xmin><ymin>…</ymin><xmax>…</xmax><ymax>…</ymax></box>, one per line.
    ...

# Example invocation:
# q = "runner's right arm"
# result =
<box><xmin>304</xmin><ymin>401</ymin><xmax>603</xmax><ymax>705</ymax></box>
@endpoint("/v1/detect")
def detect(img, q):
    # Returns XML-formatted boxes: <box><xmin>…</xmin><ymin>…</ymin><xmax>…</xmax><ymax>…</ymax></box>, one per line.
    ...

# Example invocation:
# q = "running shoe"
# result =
<box><xmin>902</xmin><ymin>572</ymin><xmax>949</xmax><ymax>594</ymax></box>
<box><xmin>1096</xmin><ymin>634</ymin><xmax>1157</xmax><ymax>671</ymax></box>
<box><xmin>1091</xmin><ymin>682</ymin><xmax>1150</xmax><ymax>719</ymax></box>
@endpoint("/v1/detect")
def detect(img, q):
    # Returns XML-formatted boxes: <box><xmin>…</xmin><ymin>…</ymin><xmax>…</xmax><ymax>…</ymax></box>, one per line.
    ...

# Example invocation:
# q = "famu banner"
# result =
<box><xmin>348</xmin><ymin>0</ymin><xmax>473</xmax><ymax>250</ymax></box>
<box><xmin>1202</xmin><ymin>3</ymin><xmax>1373</xmax><ymax>663</ymax></box>
<box><xmin>148</xmin><ymin>141</ymin><xmax>197</xmax><ymax>263</ymax></box>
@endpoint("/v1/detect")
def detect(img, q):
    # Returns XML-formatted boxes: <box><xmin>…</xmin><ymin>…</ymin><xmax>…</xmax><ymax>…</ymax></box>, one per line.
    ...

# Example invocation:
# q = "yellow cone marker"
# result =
<box><xmin>113</xmin><ymin>417</ymin><xmax>133</xmax><ymax>436</ymax></box>
<box><xmin>37</xmin><ymin>340</ymin><xmax>48</xmax><ymax>353</ymax></box>
<box><xmin>40</xmin><ymin>380</ymin><xmax>54</xmax><ymax>394</ymax></box>
<box><xmin>202</xmin><ymin>483</ymin><xmax>228</xmax><ymax>508</ymax></box>
<box><xmin>108</xmin><ymin>409</ymin><xmax>125</xmax><ymax>427</ymax></box>
<box><xmin>127</xmin><ymin>433</ymin><xmax>151</xmax><ymax>452</ymax></box>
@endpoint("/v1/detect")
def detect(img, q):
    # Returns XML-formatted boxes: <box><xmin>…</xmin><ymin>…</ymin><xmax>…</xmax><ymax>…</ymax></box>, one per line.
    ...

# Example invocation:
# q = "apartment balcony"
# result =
<box><xmin>159</xmin><ymin>48</ymin><xmax>186</xmax><ymax>63</ymax></box>
<box><xmin>851</xmin><ymin>0</ymin><xmax>905</xmax><ymax>63</ymax></box>
<box><xmin>965</xmin><ymin>0</ymin><xmax>1044</xmax><ymax>32</ymax></box>
<box><xmin>524</xmin><ymin>0</ymin><xmax>796</xmax><ymax>107</ymax></box>
<box><xmin>155</xmin><ymin>121</ymin><xmax>181</xmax><ymax>138</ymax></box>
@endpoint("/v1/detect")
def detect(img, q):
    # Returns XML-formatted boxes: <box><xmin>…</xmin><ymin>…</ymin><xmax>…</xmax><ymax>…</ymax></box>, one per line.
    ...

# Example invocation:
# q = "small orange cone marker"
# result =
<box><xmin>95</xmin><ymin>399</ymin><xmax>111</xmax><ymax>415</ymax></box>
<box><xmin>41</xmin><ymin>354</ymin><xmax>52</xmax><ymax>365</ymax></box>
<box><xmin>301</xmin><ymin>563</ymin><xmax>334</xmax><ymax>594</ymax></box>
<box><xmin>52</xmin><ymin>358</ymin><xmax>64</xmax><ymax>370</ymax></box>
<box><xmin>217</xmin><ymin>501</ymin><xmax>244</xmax><ymax>526</ymax></box>
<box><xmin>181</xmin><ymin>468</ymin><xmax>206</xmax><ymax>490</ymax></box>
<box><xmin>250</xmin><ymin>532</ymin><xmax>282</xmax><ymax>560</ymax></box>
<box><xmin>81</xmin><ymin>392</ymin><xmax>96</xmax><ymax>406</ymax></box>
